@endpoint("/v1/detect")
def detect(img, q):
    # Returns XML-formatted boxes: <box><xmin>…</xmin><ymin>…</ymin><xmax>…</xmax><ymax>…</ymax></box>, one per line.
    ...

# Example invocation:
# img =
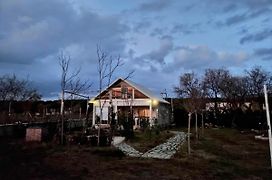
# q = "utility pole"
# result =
<box><xmin>264</xmin><ymin>85</ymin><xmax>272</xmax><ymax>168</ymax></box>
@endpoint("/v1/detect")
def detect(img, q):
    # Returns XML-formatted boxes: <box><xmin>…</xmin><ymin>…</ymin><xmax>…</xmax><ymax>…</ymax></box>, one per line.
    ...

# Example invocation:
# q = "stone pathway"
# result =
<box><xmin>115</xmin><ymin>143</ymin><xmax>143</xmax><ymax>157</ymax></box>
<box><xmin>113</xmin><ymin>131</ymin><xmax>186</xmax><ymax>159</ymax></box>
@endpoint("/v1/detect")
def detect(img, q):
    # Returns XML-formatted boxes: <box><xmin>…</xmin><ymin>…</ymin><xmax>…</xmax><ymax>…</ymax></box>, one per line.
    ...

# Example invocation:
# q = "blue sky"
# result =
<box><xmin>0</xmin><ymin>0</ymin><xmax>271</xmax><ymax>99</ymax></box>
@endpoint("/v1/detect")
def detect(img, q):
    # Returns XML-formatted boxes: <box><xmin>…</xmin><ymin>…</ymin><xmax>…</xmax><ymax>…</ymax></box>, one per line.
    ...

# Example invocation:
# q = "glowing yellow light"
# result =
<box><xmin>152</xmin><ymin>100</ymin><xmax>158</xmax><ymax>106</ymax></box>
<box><xmin>89</xmin><ymin>99</ymin><xmax>98</xmax><ymax>105</ymax></box>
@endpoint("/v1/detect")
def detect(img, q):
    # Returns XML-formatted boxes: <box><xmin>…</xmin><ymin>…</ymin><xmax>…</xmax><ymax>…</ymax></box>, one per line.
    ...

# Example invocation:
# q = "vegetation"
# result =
<box><xmin>0</xmin><ymin>99</ymin><xmax>89</xmax><ymax>124</ymax></box>
<box><xmin>127</xmin><ymin>129</ymin><xmax>173</xmax><ymax>152</ymax></box>
<box><xmin>175</xmin><ymin>128</ymin><xmax>272</xmax><ymax>179</ymax></box>
<box><xmin>0</xmin><ymin>74</ymin><xmax>41</xmax><ymax>101</ymax></box>
<box><xmin>174</xmin><ymin>66</ymin><xmax>272</xmax><ymax>130</ymax></box>
<box><xmin>1</xmin><ymin>128</ymin><xmax>271</xmax><ymax>179</ymax></box>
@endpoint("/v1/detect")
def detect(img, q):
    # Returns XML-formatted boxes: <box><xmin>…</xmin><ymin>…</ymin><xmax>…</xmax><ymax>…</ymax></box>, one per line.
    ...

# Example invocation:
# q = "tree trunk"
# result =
<box><xmin>201</xmin><ymin>112</ymin><xmax>204</xmax><ymax>137</ymax></box>
<box><xmin>188</xmin><ymin>112</ymin><xmax>191</xmax><ymax>155</ymax></box>
<box><xmin>60</xmin><ymin>90</ymin><xmax>64</xmax><ymax>145</ymax></box>
<box><xmin>195</xmin><ymin>112</ymin><xmax>198</xmax><ymax>140</ymax></box>
<box><xmin>8</xmin><ymin>101</ymin><xmax>12</xmax><ymax>116</ymax></box>
<box><xmin>98</xmin><ymin>100</ymin><xmax>102</xmax><ymax>146</ymax></box>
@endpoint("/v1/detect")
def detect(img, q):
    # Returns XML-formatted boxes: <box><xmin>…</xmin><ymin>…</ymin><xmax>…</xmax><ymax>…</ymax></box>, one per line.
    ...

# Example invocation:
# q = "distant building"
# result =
<box><xmin>90</xmin><ymin>78</ymin><xmax>171</xmax><ymax>128</ymax></box>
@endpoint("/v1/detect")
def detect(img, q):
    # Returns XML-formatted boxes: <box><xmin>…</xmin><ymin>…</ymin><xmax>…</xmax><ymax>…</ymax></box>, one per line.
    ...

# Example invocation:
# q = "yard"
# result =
<box><xmin>0</xmin><ymin>128</ymin><xmax>271</xmax><ymax>179</ymax></box>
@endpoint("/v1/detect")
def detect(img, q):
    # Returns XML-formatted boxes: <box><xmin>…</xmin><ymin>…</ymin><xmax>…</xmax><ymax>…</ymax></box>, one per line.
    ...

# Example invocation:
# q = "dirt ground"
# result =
<box><xmin>0</xmin><ymin>128</ymin><xmax>272</xmax><ymax>180</ymax></box>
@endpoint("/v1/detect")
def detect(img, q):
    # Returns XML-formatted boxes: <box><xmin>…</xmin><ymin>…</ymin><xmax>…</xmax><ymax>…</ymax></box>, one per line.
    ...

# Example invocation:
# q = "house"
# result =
<box><xmin>89</xmin><ymin>78</ymin><xmax>171</xmax><ymax>128</ymax></box>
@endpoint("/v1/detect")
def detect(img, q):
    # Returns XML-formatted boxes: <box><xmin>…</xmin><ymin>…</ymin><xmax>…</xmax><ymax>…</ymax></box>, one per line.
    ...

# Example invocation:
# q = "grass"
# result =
<box><xmin>0</xmin><ymin>128</ymin><xmax>272</xmax><ymax>179</ymax></box>
<box><xmin>175</xmin><ymin>128</ymin><xmax>272</xmax><ymax>179</ymax></box>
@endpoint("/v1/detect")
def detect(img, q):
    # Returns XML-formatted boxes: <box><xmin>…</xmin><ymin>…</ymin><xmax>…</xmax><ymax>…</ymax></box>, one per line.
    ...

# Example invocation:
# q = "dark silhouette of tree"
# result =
<box><xmin>245</xmin><ymin>66</ymin><xmax>272</xmax><ymax>110</ymax></box>
<box><xmin>0</xmin><ymin>74</ymin><xmax>41</xmax><ymax>116</ymax></box>
<box><xmin>203</xmin><ymin>68</ymin><xmax>229</xmax><ymax>120</ymax></box>
<box><xmin>174</xmin><ymin>66</ymin><xmax>272</xmax><ymax>129</ymax></box>
<box><xmin>0</xmin><ymin>74</ymin><xmax>41</xmax><ymax>101</ymax></box>
<box><xmin>175</xmin><ymin>72</ymin><xmax>204</xmax><ymax>154</ymax></box>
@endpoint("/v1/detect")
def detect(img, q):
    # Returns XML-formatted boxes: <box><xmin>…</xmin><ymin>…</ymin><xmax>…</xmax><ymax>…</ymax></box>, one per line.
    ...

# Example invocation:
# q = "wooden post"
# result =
<box><xmin>84</xmin><ymin>98</ymin><xmax>89</xmax><ymax>131</ymax></box>
<box><xmin>201</xmin><ymin>111</ymin><xmax>204</xmax><ymax>137</ymax></box>
<box><xmin>60</xmin><ymin>90</ymin><xmax>64</xmax><ymax>145</ymax></box>
<box><xmin>264</xmin><ymin>85</ymin><xmax>272</xmax><ymax>168</ymax></box>
<box><xmin>195</xmin><ymin>112</ymin><xmax>198</xmax><ymax>140</ymax></box>
<box><xmin>149</xmin><ymin>100</ymin><xmax>152</xmax><ymax>126</ymax></box>
<box><xmin>188</xmin><ymin>112</ymin><xmax>191</xmax><ymax>155</ymax></box>
<box><xmin>132</xmin><ymin>88</ymin><xmax>135</xmax><ymax>99</ymax></box>
<box><xmin>92</xmin><ymin>103</ymin><xmax>96</xmax><ymax>126</ymax></box>
<box><xmin>8</xmin><ymin>101</ymin><xmax>11</xmax><ymax>116</ymax></box>
<box><xmin>79</xmin><ymin>107</ymin><xmax>82</xmax><ymax>120</ymax></box>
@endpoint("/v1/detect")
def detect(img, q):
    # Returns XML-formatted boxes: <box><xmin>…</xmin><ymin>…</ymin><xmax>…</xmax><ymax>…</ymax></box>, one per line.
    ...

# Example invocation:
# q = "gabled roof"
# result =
<box><xmin>92</xmin><ymin>78</ymin><xmax>169</xmax><ymax>104</ymax></box>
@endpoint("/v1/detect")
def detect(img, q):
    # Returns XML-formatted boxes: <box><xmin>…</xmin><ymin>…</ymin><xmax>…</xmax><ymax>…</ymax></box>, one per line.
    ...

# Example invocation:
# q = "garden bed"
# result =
<box><xmin>126</xmin><ymin>129</ymin><xmax>174</xmax><ymax>152</ymax></box>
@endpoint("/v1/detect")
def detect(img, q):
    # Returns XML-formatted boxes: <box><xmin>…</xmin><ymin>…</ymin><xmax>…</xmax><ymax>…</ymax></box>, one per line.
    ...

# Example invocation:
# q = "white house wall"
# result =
<box><xmin>95</xmin><ymin>106</ymin><xmax>108</xmax><ymax>121</ymax></box>
<box><xmin>92</xmin><ymin>98</ymin><xmax>160</xmax><ymax>124</ymax></box>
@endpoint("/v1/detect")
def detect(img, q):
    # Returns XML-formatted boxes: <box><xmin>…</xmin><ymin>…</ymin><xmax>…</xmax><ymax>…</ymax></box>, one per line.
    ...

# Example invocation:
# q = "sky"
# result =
<box><xmin>0</xmin><ymin>0</ymin><xmax>271</xmax><ymax>99</ymax></box>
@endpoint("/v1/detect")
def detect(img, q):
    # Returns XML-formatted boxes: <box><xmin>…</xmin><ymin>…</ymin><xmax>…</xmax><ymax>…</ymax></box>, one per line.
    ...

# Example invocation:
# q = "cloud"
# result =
<box><xmin>254</xmin><ymin>48</ymin><xmax>272</xmax><ymax>60</ymax></box>
<box><xmin>204</xmin><ymin>0</ymin><xmax>272</xmax><ymax>28</ymax></box>
<box><xmin>222</xmin><ymin>3</ymin><xmax>237</xmax><ymax>13</ymax></box>
<box><xmin>171</xmin><ymin>23</ymin><xmax>202</xmax><ymax>35</ymax></box>
<box><xmin>164</xmin><ymin>45</ymin><xmax>248</xmax><ymax>72</ymax></box>
<box><xmin>217</xmin><ymin>8</ymin><xmax>271</xmax><ymax>26</ymax></box>
<box><xmin>137</xmin><ymin>0</ymin><xmax>173</xmax><ymax>12</ymax></box>
<box><xmin>0</xmin><ymin>0</ymin><xmax>129</xmax><ymax>65</ymax></box>
<box><xmin>0</xmin><ymin>0</ymin><xmax>130</xmax><ymax>98</ymax></box>
<box><xmin>137</xmin><ymin>36</ymin><xmax>173</xmax><ymax>64</ymax></box>
<box><xmin>208</xmin><ymin>0</ymin><xmax>272</xmax><ymax>12</ymax></box>
<box><xmin>150</xmin><ymin>27</ymin><xmax>167</xmax><ymax>37</ymax></box>
<box><xmin>240</xmin><ymin>0</ymin><xmax>272</xmax><ymax>9</ymax></box>
<box><xmin>131</xmin><ymin>68</ymin><xmax>179</xmax><ymax>96</ymax></box>
<box><xmin>240</xmin><ymin>29</ymin><xmax>272</xmax><ymax>44</ymax></box>
<box><xmin>0</xmin><ymin>0</ymin><xmax>270</xmax><ymax>99</ymax></box>
<box><xmin>224</xmin><ymin>13</ymin><xmax>248</xmax><ymax>26</ymax></box>
<box><xmin>133</xmin><ymin>21</ymin><xmax>152</xmax><ymax>33</ymax></box>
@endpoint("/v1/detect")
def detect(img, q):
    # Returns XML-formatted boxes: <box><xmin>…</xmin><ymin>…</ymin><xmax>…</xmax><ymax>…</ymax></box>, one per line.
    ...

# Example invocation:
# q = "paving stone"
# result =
<box><xmin>113</xmin><ymin>131</ymin><xmax>187</xmax><ymax>159</ymax></box>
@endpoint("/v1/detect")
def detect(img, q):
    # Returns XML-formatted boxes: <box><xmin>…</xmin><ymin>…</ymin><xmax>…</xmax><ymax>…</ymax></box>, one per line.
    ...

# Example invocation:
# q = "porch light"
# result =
<box><xmin>89</xmin><ymin>99</ymin><xmax>98</xmax><ymax>106</ymax></box>
<box><xmin>152</xmin><ymin>100</ymin><xmax>158</xmax><ymax>106</ymax></box>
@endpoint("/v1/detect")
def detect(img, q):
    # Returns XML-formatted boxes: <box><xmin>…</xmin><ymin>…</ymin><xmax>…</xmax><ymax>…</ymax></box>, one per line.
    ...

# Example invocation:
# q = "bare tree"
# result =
<box><xmin>0</xmin><ymin>74</ymin><xmax>41</xmax><ymax>116</ymax></box>
<box><xmin>203</xmin><ymin>68</ymin><xmax>230</xmax><ymax>121</ymax></box>
<box><xmin>0</xmin><ymin>74</ymin><xmax>41</xmax><ymax>101</ymax></box>
<box><xmin>175</xmin><ymin>72</ymin><xmax>203</xmax><ymax>154</ymax></box>
<box><xmin>219</xmin><ymin>76</ymin><xmax>248</xmax><ymax>107</ymax></box>
<box><xmin>245</xmin><ymin>66</ymin><xmax>271</xmax><ymax>110</ymax></box>
<box><xmin>59</xmin><ymin>51</ymin><xmax>91</xmax><ymax>145</ymax></box>
<box><xmin>217</xmin><ymin>75</ymin><xmax>250</xmax><ymax>126</ymax></box>
<box><xmin>96</xmin><ymin>45</ymin><xmax>123</xmax><ymax>146</ymax></box>
<box><xmin>174</xmin><ymin>66</ymin><xmax>272</xmax><ymax>131</ymax></box>
<box><xmin>95</xmin><ymin>45</ymin><xmax>134</xmax><ymax>146</ymax></box>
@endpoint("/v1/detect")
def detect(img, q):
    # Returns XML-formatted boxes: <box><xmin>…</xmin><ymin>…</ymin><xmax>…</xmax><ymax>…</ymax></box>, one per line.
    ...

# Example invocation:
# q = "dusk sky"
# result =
<box><xmin>0</xmin><ymin>0</ymin><xmax>271</xmax><ymax>99</ymax></box>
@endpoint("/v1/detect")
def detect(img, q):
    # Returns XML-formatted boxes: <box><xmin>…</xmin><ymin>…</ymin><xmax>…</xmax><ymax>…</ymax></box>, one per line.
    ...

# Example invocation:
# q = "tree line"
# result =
<box><xmin>174</xmin><ymin>66</ymin><xmax>272</xmax><ymax>129</ymax></box>
<box><xmin>0</xmin><ymin>74</ymin><xmax>41</xmax><ymax>101</ymax></box>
